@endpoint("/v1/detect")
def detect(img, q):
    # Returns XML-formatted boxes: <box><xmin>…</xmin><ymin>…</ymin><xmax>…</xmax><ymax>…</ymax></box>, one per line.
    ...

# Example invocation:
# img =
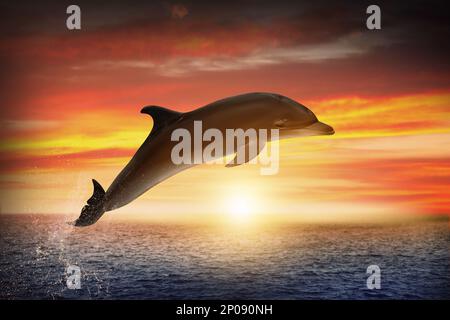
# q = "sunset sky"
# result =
<box><xmin>0</xmin><ymin>1</ymin><xmax>449</xmax><ymax>223</ymax></box>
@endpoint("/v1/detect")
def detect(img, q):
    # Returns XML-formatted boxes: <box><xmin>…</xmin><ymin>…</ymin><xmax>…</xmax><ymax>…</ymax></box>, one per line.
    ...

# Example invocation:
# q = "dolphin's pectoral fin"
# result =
<box><xmin>140</xmin><ymin>106</ymin><xmax>183</xmax><ymax>136</ymax></box>
<box><xmin>225</xmin><ymin>140</ymin><xmax>266</xmax><ymax>168</ymax></box>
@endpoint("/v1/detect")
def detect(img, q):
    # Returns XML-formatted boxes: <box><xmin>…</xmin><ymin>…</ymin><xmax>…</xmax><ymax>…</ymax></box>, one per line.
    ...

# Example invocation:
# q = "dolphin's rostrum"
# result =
<box><xmin>74</xmin><ymin>92</ymin><xmax>334</xmax><ymax>226</ymax></box>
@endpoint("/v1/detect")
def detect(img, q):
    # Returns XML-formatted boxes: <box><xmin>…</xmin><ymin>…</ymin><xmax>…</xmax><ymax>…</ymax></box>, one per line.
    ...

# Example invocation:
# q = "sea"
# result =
<box><xmin>0</xmin><ymin>214</ymin><xmax>449</xmax><ymax>299</ymax></box>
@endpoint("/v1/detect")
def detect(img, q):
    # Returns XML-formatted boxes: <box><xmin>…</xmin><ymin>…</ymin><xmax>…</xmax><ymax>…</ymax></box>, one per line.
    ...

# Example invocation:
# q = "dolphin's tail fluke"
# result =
<box><xmin>73</xmin><ymin>179</ymin><xmax>106</xmax><ymax>227</ymax></box>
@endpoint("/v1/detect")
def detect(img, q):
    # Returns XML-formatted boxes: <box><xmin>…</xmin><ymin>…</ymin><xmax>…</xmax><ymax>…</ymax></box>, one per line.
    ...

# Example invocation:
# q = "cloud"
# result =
<box><xmin>166</xmin><ymin>33</ymin><xmax>387</xmax><ymax>76</ymax></box>
<box><xmin>0</xmin><ymin>148</ymin><xmax>135</xmax><ymax>173</ymax></box>
<box><xmin>1</xmin><ymin>120</ymin><xmax>60</xmax><ymax>131</ymax></box>
<box><xmin>92</xmin><ymin>33</ymin><xmax>388</xmax><ymax>76</ymax></box>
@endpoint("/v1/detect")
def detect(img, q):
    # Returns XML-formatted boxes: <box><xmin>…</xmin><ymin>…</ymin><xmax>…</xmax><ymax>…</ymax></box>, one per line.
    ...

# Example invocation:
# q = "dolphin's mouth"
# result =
<box><xmin>285</xmin><ymin>121</ymin><xmax>335</xmax><ymax>136</ymax></box>
<box><xmin>303</xmin><ymin>121</ymin><xmax>335</xmax><ymax>135</ymax></box>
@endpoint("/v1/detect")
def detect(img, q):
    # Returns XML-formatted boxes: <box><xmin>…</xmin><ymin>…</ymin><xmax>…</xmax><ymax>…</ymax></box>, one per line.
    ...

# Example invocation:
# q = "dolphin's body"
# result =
<box><xmin>74</xmin><ymin>92</ymin><xmax>334</xmax><ymax>226</ymax></box>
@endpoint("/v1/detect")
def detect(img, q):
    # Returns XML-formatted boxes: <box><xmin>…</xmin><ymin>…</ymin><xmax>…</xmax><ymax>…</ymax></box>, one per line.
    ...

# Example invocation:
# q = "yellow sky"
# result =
<box><xmin>1</xmin><ymin>92</ymin><xmax>449</xmax><ymax>224</ymax></box>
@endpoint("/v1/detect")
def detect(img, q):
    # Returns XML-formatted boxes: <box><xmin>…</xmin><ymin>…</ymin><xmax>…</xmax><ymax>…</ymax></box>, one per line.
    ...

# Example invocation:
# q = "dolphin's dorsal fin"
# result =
<box><xmin>141</xmin><ymin>106</ymin><xmax>182</xmax><ymax>136</ymax></box>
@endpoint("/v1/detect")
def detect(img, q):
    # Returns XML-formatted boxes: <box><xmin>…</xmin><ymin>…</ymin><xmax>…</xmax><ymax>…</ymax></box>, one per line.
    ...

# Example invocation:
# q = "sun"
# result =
<box><xmin>226</xmin><ymin>194</ymin><xmax>254</xmax><ymax>223</ymax></box>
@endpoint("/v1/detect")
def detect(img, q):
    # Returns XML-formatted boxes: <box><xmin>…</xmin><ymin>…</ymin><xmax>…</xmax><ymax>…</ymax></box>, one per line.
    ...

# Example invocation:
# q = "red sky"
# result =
<box><xmin>0</xmin><ymin>1</ymin><xmax>449</xmax><ymax>222</ymax></box>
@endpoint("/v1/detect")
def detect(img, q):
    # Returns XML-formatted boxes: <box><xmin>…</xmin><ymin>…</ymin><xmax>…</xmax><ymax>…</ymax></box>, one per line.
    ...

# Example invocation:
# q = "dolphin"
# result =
<box><xmin>73</xmin><ymin>92</ymin><xmax>334</xmax><ymax>226</ymax></box>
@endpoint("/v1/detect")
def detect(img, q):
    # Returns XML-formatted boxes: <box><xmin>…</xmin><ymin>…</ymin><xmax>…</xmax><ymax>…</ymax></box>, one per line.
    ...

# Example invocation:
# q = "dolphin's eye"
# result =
<box><xmin>274</xmin><ymin>118</ymin><xmax>287</xmax><ymax>128</ymax></box>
